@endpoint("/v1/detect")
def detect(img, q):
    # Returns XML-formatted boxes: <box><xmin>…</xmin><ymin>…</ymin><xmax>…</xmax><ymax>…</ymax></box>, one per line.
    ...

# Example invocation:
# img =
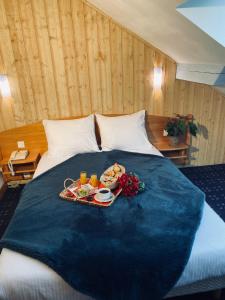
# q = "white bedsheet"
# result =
<box><xmin>1</xmin><ymin>151</ymin><xmax>225</xmax><ymax>300</ymax></box>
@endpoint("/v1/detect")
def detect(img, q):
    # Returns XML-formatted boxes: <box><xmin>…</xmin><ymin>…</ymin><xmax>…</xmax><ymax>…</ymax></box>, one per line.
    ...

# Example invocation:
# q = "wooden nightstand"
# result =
<box><xmin>0</xmin><ymin>152</ymin><xmax>41</xmax><ymax>185</ymax></box>
<box><xmin>154</xmin><ymin>142</ymin><xmax>189</xmax><ymax>165</ymax></box>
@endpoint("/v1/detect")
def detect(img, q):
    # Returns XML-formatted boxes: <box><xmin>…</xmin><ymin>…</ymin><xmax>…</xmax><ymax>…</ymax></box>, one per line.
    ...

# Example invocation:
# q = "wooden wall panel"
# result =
<box><xmin>122</xmin><ymin>30</ymin><xmax>134</xmax><ymax>114</ymax></box>
<box><xmin>0</xmin><ymin>0</ymin><xmax>225</xmax><ymax>166</ymax></box>
<box><xmin>19</xmin><ymin>0</ymin><xmax>48</xmax><ymax>120</ymax></box>
<box><xmin>85</xmin><ymin>6</ymin><xmax>103</xmax><ymax>112</ymax></box>
<box><xmin>173</xmin><ymin>80</ymin><xmax>225</xmax><ymax>165</ymax></box>
<box><xmin>59</xmin><ymin>0</ymin><xmax>81</xmax><ymax>117</ymax></box>
<box><xmin>45</xmin><ymin>0</ymin><xmax>71</xmax><ymax>118</ymax></box>
<box><xmin>133</xmin><ymin>38</ymin><xmax>145</xmax><ymax>112</ymax></box>
<box><xmin>32</xmin><ymin>0</ymin><xmax>59</xmax><ymax>119</ymax></box>
<box><xmin>144</xmin><ymin>46</ymin><xmax>154</xmax><ymax>114</ymax></box>
<box><xmin>72</xmin><ymin>0</ymin><xmax>91</xmax><ymax>115</ymax></box>
<box><xmin>110</xmin><ymin>22</ymin><xmax>123</xmax><ymax>113</ymax></box>
<box><xmin>97</xmin><ymin>13</ymin><xmax>112</xmax><ymax>113</ymax></box>
<box><xmin>0</xmin><ymin>0</ymin><xmax>24</xmax><ymax>126</ymax></box>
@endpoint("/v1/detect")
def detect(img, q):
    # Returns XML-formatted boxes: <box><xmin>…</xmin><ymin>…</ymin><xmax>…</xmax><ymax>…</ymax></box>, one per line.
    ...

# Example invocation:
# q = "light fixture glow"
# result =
<box><xmin>0</xmin><ymin>75</ymin><xmax>11</xmax><ymax>98</ymax></box>
<box><xmin>153</xmin><ymin>67</ymin><xmax>163</xmax><ymax>89</ymax></box>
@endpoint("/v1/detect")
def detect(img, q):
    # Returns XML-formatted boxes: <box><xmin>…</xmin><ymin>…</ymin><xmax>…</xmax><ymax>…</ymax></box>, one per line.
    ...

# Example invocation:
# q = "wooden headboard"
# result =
<box><xmin>0</xmin><ymin>114</ymin><xmax>171</xmax><ymax>158</ymax></box>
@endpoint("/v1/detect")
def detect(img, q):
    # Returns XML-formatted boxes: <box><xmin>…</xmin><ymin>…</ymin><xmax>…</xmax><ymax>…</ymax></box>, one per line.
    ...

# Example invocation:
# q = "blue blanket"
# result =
<box><xmin>0</xmin><ymin>151</ymin><xmax>204</xmax><ymax>300</ymax></box>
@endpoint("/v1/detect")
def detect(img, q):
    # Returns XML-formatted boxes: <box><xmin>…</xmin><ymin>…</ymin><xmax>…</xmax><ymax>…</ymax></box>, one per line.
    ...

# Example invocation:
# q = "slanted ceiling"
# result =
<box><xmin>88</xmin><ymin>0</ymin><xmax>225</xmax><ymax>65</ymax></box>
<box><xmin>88</xmin><ymin>0</ymin><xmax>225</xmax><ymax>88</ymax></box>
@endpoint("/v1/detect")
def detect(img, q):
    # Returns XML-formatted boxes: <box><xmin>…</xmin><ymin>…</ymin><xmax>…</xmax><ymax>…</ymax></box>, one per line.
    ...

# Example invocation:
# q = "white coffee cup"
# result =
<box><xmin>97</xmin><ymin>188</ymin><xmax>111</xmax><ymax>201</ymax></box>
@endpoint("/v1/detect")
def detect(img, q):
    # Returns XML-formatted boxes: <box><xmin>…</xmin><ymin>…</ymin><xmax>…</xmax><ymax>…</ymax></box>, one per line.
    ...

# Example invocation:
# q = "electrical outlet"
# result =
<box><xmin>17</xmin><ymin>141</ymin><xmax>25</xmax><ymax>149</ymax></box>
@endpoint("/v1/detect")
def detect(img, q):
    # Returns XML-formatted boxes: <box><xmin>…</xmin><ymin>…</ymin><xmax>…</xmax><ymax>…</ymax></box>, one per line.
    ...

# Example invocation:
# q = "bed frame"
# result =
<box><xmin>0</xmin><ymin>114</ymin><xmax>184</xmax><ymax>158</ymax></box>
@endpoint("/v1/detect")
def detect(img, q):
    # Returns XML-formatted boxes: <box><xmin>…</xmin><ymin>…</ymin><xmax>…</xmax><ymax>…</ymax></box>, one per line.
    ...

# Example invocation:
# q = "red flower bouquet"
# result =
<box><xmin>117</xmin><ymin>172</ymin><xmax>145</xmax><ymax>197</ymax></box>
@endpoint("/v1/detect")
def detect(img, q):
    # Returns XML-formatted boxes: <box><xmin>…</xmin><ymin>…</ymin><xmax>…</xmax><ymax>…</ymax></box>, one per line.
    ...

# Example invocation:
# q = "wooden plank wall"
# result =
<box><xmin>0</xmin><ymin>0</ymin><xmax>225</xmax><ymax>166</ymax></box>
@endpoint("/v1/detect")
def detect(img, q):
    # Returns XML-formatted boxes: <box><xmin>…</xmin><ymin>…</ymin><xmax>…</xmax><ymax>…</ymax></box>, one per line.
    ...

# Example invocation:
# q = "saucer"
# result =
<box><xmin>94</xmin><ymin>192</ymin><xmax>113</xmax><ymax>203</ymax></box>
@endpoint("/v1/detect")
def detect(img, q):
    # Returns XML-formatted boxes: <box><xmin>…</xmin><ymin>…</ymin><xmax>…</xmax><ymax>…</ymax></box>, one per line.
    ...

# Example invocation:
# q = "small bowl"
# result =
<box><xmin>102</xmin><ymin>180</ymin><xmax>118</xmax><ymax>190</ymax></box>
<box><xmin>100</xmin><ymin>164</ymin><xmax>125</xmax><ymax>190</ymax></box>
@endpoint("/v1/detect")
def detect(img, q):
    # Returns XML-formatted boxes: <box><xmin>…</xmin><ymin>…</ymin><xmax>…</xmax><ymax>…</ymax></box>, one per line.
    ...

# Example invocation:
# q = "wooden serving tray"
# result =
<box><xmin>59</xmin><ymin>179</ymin><xmax>122</xmax><ymax>207</ymax></box>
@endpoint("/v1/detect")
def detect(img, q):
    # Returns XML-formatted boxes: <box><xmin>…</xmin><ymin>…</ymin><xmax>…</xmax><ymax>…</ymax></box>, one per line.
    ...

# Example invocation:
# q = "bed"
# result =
<box><xmin>0</xmin><ymin>113</ymin><xmax>225</xmax><ymax>300</ymax></box>
<box><xmin>0</xmin><ymin>151</ymin><xmax>225</xmax><ymax>300</ymax></box>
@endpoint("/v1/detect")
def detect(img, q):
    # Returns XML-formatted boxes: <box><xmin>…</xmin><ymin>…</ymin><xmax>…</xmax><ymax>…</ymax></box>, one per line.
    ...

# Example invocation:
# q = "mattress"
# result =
<box><xmin>1</xmin><ymin>151</ymin><xmax>225</xmax><ymax>300</ymax></box>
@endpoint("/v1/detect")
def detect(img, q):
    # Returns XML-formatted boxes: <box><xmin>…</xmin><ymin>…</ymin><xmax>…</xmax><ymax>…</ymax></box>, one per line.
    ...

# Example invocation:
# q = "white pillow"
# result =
<box><xmin>96</xmin><ymin>110</ymin><xmax>158</xmax><ymax>155</ymax></box>
<box><xmin>43</xmin><ymin>115</ymin><xmax>99</xmax><ymax>159</ymax></box>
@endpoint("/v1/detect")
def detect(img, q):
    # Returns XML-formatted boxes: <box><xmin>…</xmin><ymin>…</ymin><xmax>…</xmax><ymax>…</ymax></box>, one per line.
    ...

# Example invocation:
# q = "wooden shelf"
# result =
<box><xmin>164</xmin><ymin>153</ymin><xmax>188</xmax><ymax>159</ymax></box>
<box><xmin>0</xmin><ymin>152</ymin><xmax>40</xmax><ymax>185</ymax></box>
<box><xmin>154</xmin><ymin>142</ymin><xmax>189</xmax><ymax>165</ymax></box>
<box><xmin>154</xmin><ymin>142</ymin><xmax>188</xmax><ymax>151</ymax></box>
<box><xmin>2</xmin><ymin>164</ymin><xmax>36</xmax><ymax>175</ymax></box>
<box><xmin>4</xmin><ymin>174</ymin><xmax>28</xmax><ymax>182</ymax></box>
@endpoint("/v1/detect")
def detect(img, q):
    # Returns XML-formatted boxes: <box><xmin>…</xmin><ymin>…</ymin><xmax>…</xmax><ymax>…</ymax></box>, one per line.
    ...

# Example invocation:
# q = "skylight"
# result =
<box><xmin>177</xmin><ymin>0</ymin><xmax>225</xmax><ymax>47</ymax></box>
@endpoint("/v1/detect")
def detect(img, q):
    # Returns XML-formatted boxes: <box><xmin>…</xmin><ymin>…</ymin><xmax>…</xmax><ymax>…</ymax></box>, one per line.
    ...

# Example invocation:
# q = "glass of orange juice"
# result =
<box><xmin>80</xmin><ymin>171</ymin><xmax>87</xmax><ymax>185</ymax></box>
<box><xmin>90</xmin><ymin>173</ymin><xmax>98</xmax><ymax>187</ymax></box>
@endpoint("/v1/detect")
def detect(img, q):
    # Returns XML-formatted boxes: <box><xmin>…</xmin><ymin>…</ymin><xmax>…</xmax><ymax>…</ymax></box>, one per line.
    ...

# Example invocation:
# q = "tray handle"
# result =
<box><xmin>64</xmin><ymin>178</ymin><xmax>75</xmax><ymax>190</ymax></box>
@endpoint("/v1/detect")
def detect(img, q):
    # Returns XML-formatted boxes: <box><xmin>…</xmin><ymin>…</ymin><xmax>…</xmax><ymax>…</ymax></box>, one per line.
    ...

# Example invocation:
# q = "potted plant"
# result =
<box><xmin>163</xmin><ymin>114</ymin><xmax>198</xmax><ymax>146</ymax></box>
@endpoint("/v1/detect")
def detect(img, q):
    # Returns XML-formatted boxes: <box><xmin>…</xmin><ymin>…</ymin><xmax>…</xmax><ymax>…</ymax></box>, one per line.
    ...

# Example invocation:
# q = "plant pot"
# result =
<box><xmin>169</xmin><ymin>136</ymin><xmax>179</xmax><ymax>146</ymax></box>
<box><xmin>178</xmin><ymin>135</ymin><xmax>185</xmax><ymax>144</ymax></box>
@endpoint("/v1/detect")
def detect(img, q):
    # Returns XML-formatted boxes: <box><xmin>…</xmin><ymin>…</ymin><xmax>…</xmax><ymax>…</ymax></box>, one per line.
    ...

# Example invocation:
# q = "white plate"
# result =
<box><xmin>94</xmin><ymin>192</ymin><xmax>113</xmax><ymax>203</ymax></box>
<box><xmin>66</xmin><ymin>182</ymin><xmax>98</xmax><ymax>199</ymax></box>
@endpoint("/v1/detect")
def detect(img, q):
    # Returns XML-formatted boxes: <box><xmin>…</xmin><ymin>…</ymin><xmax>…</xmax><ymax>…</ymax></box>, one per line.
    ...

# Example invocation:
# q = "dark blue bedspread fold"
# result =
<box><xmin>0</xmin><ymin>151</ymin><xmax>204</xmax><ymax>300</ymax></box>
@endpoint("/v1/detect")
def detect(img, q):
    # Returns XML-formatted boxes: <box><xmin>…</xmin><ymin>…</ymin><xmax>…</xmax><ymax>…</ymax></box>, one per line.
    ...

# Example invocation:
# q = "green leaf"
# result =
<box><xmin>189</xmin><ymin>121</ymin><xmax>198</xmax><ymax>137</ymax></box>
<box><xmin>139</xmin><ymin>182</ymin><xmax>145</xmax><ymax>192</ymax></box>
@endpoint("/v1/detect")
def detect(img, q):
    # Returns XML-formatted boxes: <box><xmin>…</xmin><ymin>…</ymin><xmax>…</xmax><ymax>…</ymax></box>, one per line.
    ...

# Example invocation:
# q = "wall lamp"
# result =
<box><xmin>0</xmin><ymin>75</ymin><xmax>11</xmax><ymax>98</ymax></box>
<box><xmin>153</xmin><ymin>67</ymin><xmax>163</xmax><ymax>89</ymax></box>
